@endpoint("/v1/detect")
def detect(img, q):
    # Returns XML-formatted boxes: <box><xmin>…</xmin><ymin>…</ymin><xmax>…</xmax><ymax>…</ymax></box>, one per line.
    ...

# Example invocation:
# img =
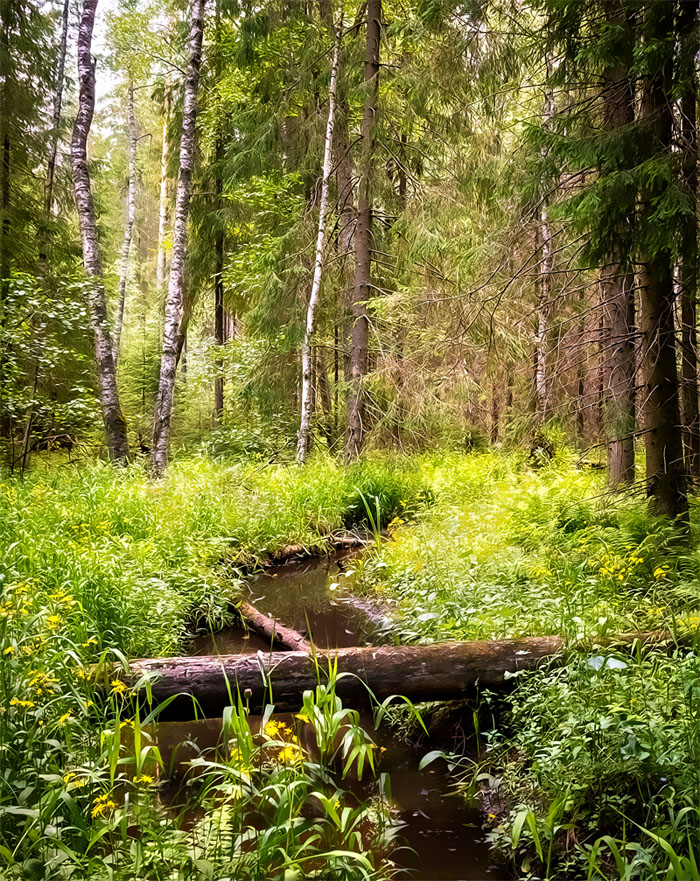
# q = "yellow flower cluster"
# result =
<box><xmin>597</xmin><ymin>551</ymin><xmax>644</xmax><ymax>582</ymax></box>
<box><xmin>63</xmin><ymin>771</ymin><xmax>88</xmax><ymax>789</ymax></box>
<box><xmin>132</xmin><ymin>774</ymin><xmax>155</xmax><ymax>785</ymax></box>
<box><xmin>9</xmin><ymin>697</ymin><xmax>35</xmax><ymax>709</ymax></box>
<box><xmin>264</xmin><ymin>719</ymin><xmax>292</xmax><ymax>739</ymax></box>
<box><xmin>277</xmin><ymin>743</ymin><xmax>303</xmax><ymax>764</ymax></box>
<box><xmin>29</xmin><ymin>670</ymin><xmax>58</xmax><ymax>697</ymax></box>
<box><xmin>49</xmin><ymin>589</ymin><xmax>75</xmax><ymax>607</ymax></box>
<box><xmin>91</xmin><ymin>794</ymin><xmax>117</xmax><ymax>818</ymax></box>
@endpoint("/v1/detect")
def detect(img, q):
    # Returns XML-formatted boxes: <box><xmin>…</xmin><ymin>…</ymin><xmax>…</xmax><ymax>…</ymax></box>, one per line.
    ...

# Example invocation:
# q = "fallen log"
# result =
<box><xmin>123</xmin><ymin>637</ymin><xmax>564</xmax><ymax>717</ymax></box>
<box><xmin>266</xmin><ymin>532</ymin><xmax>368</xmax><ymax>565</ymax></box>
<box><xmin>237</xmin><ymin>600</ymin><xmax>312</xmax><ymax>653</ymax></box>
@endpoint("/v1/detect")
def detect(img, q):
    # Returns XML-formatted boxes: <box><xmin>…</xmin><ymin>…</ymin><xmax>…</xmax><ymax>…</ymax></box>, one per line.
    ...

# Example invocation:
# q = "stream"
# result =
<box><xmin>161</xmin><ymin>551</ymin><xmax>505</xmax><ymax>880</ymax></box>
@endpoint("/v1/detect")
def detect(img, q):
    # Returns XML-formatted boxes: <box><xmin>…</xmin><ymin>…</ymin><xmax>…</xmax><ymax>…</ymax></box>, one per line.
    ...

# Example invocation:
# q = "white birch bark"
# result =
<box><xmin>113</xmin><ymin>79</ymin><xmax>137</xmax><ymax>363</ymax></box>
<box><xmin>71</xmin><ymin>0</ymin><xmax>129</xmax><ymax>462</ymax></box>
<box><xmin>150</xmin><ymin>0</ymin><xmax>206</xmax><ymax>475</ymax></box>
<box><xmin>156</xmin><ymin>79</ymin><xmax>170</xmax><ymax>293</ymax></box>
<box><xmin>296</xmin><ymin>10</ymin><xmax>343</xmax><ymax>463</ymax></box>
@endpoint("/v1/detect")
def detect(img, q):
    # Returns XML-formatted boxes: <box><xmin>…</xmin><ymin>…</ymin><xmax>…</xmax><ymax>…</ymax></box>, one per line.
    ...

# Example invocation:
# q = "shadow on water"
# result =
<box><xmin>160</xmin><ymin>550</ymin><xmax>507</xmax><ymax>880</ymax></box>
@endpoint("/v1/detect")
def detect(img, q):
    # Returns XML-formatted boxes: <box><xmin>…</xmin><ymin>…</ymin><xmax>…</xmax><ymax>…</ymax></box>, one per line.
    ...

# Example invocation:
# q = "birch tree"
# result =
<box><xmin>71</xmin><ymin>0</ymin><xmax>129</xmax><ymax>462</ymax></box>
<box><xmin>150</xmin><ymin>0</ymin><xmax>206</xmax><ymax>475</ymax></box>
<box><xmin>296</xmin><ymin>10</ymin><xmax>343</xmax><ymax>463</ymax></box>
<box><xmin>113</xmin><ymin>80</ymin><xmax>137</xmax><ymax>363</ymax></box>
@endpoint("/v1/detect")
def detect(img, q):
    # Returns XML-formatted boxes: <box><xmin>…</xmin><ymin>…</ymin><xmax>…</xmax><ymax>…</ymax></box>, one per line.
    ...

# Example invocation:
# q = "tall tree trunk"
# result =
<box><xmin>297</xmin><ymin>10</ymin><xmax>343</xmax><ymax>463</ymax></box>
<box><xmin>150</xmin><ymin>0</ymin><xmax>206</xmax><ymax>476</ymax></box>
<box><xmin>534</xmin><ymin>210</ymin><xmax>550</xmax><ymax>423</ymax></box>
<box><xmin>213</xmin><ymin>1</ymin><xmax>225</xmax><ymax>422</ymax></box>
<box><xmin>345</xmin><ymin>0</ymin><xmax>380</xmax><ymax>461</ymax></box>
<box><xmin>638</xmin><ymin>2</ymin><xmax>687</xmax><ymax>519</ymax></box>
<box><xmin>680</xmin><ymin>0</ymin><xmax>700</xmax><ymax>480</ymax></box>
<box><xmin>600</xmin><ymin>2</ymin><xmax>636</xmax><ymax>486</ymax></box>
<box><xmin>156</xmin><ymin>85</ymin><xmax>170</xmax><ymax>293</ymax></box>
<box><xmin>213</xmin><ymin>183</ymin><xmax>225</xmax><ymax>419</ymax></box>
<box><xmin>113</xmin><ymin>79</ymin><xmax>137</xmax><ymax>364</ymax></box>
<box><xmin>41</xmin><ymin>0</ymin><xmax>70</xmax><ymax>257</ymax></box>
<box><xmin>0</xmin><ymin>4</ymin><xmax>11</xmax><ymax>439</ymax></box>
<box><xmin>71</xmin><ymin>0</ymin><xmax>129</xmax><ymax>463</ymax></box>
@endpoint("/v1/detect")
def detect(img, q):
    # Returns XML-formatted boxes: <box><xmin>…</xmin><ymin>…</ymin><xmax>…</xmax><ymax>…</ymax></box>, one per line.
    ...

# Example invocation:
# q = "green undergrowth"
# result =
<box><xmin>345</xmin><ymin>448</ymin><xmax>700</xmax><ymax>879</ymax></box>
<box><xmin>482</xmin><ymin>647</ymin><xmax>700</xmax><ymax>880</ymax></box>
<box><xmin>357</xmin><ymin>450</ymin><xmax>700</xmax><ymax>642</ymax></box>
<box><xmin>0</xmin><ymin>452</ymin><xmax>425</xmax><ymax>879</ymax></box>
<box><xmin>3</xmin><ymin>448</ymin><xmax>700</xmax><ymax>879</ymax></box>
<box><xmin>0</xmin><ymin>454</ymin><xmax>426</xmax><ymax>658</ymax></box>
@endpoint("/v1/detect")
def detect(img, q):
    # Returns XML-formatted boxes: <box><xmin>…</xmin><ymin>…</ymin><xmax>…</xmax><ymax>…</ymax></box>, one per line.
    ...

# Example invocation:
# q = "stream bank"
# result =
<box><xmin>159</xmin><ymin>549</ymin><xmax>508</xmax><ymax>880</ymax></box>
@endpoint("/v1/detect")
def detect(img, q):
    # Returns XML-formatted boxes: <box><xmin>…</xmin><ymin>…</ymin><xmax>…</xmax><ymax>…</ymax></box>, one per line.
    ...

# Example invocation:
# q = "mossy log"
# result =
<box><xmin>237</xmin><ymin>600</ymin><xmax>312</xmax><ymax>653</ymax></box>
<box><xmin>118</xmin><ymin>629</ymin><xmax>690</xmax><ymax>719</ymax></box>
<box><xmin>123</xmin><ymin>637</ymin><xmax>564</xmax><ymax>717</ymax></box>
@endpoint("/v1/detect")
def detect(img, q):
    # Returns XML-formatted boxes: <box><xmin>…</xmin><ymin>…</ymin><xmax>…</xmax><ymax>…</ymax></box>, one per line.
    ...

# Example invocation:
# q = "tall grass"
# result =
<box><xmin>0</xmin><ymin>453</ymin><xmax>427</xmax><ymax>879</ymax></box>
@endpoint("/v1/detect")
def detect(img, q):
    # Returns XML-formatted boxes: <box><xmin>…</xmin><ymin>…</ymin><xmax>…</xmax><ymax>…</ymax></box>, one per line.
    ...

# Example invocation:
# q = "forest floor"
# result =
<box><xmin>1</xmin><ymin>448</ymin><xmax>699</xmax><ymax>879</ymax></box>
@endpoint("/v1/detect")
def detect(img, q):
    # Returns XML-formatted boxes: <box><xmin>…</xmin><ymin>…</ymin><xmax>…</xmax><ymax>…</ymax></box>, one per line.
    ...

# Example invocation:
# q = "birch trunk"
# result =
<box><xmin>150</xmin><ymin>0</ymin><xmax>206</xmax><ymax>476</ymax></box>
<box><xmin>156</xmin><ymin>88</ymin><xmax>170</xmax><ymax>293</ymax></box>
<box><xmin>296</xmin><ymin>11</ymin><xmax>343</xmax><ymax>463</ymax></box>
<box><xmin>534</xmin><ymin>207</ymin><xmax>551</xmax><ymax>422</ymax></box>
<box><xmin>113</xmin><ymin>80</ymin><xmax>137</xmax><ymax>364</ymax></box>
<box><xmin>71</xmin><ymin>0</ymin><xmax>129</xmax><ymax>463</ymax></box>
<box><xmin>345</xmin><ymin>0</ymin><xmax>380</xmax><ymax>461</ymax></box>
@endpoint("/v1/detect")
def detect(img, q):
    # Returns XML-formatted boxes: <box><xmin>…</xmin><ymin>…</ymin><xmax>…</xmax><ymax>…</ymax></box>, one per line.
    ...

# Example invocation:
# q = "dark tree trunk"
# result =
<box><xmin>71</xmin><ymin>0</ymin><xmax>129</xmax><ymax>463</ymax></box>
<box><xmin>600</xmin><ymin>3</ymin><xmax>636</xmax><ymax>486</ymax></box>
<box><xmin>638</xmin><ymin>2</ymin><xmax>687</xmax><ymax>519</ymax></box>
<box><xmin>534</xmin><ymin>212</ymin><xmax>550</xmax><ymax>423</ymax></box>
<box><xmin>213</xmin><ymin>1</ymin><xmax>225</xmax><ymax>422</ymax></box>
<box><xmin>151</xmin><ymin>0</ymin><xmax>206</xmax><ymax>475</ymax></box>
<box><xmin>345</xmin><ymin>0</ymin><xmax>380</xmax><ymax>461</ymax></box>
<box><xmin>213</xmin><ymin>139</ymin><xmax>225</xmax><ymax>420</ymax></box>
<box><xmin>680</xmin><ymin>0</ymin><xmax>700</xmax><ymax>480</ymax></box>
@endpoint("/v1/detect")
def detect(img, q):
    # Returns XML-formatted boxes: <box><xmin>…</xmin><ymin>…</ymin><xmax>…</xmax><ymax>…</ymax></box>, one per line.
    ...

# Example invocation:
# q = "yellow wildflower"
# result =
<box><xmin>46</xmin><ymin>615</ymin><xmax>61</xmax><ymax>631</ymax></box>
<box><xmin>132</xmin><ymin>774</ymin><xmax>155</xmax><ymax>785</ymax></box>
<box><xmin>277</xmin><ymin>743</ymin><xmax>302</xmax><ymax>764</ymax></box>
<box><xmin>9</xmin><ymin>698</ymin><xmax>35</xmax><ymax>709</ymax></box>
<box><xmin>3</xmin><ymin>646</ymin><xmax>14</xmax><ymax>656</ymax></box>
<box><xmin>57</xmin><ymin>712</ymin><xmax>72</xmax><ymax>725</ymax></box>
<box><xmin>110</xmin><ymin>679</ymin><xmax>127</xmax><ymax>696</ymax></box>
<box><xmin>91</xmin><ymin>795</ymin><xmax>117</xmax><ymax>818</ymax></box>
<box><xmin>264</xmin><ymin>719</ymin><xmax>281</xmax><ymax>738</ymax></box>
<box><xmin>295</xmin><ymin>712</ymin><xmax>310</xmax><ymax>724</ymax></box>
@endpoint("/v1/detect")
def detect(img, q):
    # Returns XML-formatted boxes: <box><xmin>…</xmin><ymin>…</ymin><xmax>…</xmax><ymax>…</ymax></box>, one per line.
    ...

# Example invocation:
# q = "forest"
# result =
<box><xmin>2</xmin><ymin>0</ymin><xmax>700</xmax><ymax>878</ymax></box>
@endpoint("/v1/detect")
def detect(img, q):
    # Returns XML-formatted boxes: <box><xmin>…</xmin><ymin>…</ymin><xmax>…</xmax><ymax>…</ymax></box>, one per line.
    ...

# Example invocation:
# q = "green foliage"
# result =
<box><xmin>355</xmin><ymin>451</ymin><xmax>700</xmax><ymax>643</ymax></box>
<box><xmin>487</xmin><ymin>650</ymin><xmax>700</xmax><ymax>879</ymax></box>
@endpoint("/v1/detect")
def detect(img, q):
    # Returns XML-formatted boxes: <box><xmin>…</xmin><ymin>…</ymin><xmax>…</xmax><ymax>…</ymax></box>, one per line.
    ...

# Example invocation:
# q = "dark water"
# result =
<box><xmin>166</xmin><ymin>552</ymin><xmax>505</xmax><ymax>880</ymax></box>
<box><xmin>155</xmin><ymin>713</ymin><xmax>502</xmax><ymax>880</ymax></box>
<box><xmin>244</xmin><ymin>550</ymin><xmax>392</xmax><ymax>648</ymax></box>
